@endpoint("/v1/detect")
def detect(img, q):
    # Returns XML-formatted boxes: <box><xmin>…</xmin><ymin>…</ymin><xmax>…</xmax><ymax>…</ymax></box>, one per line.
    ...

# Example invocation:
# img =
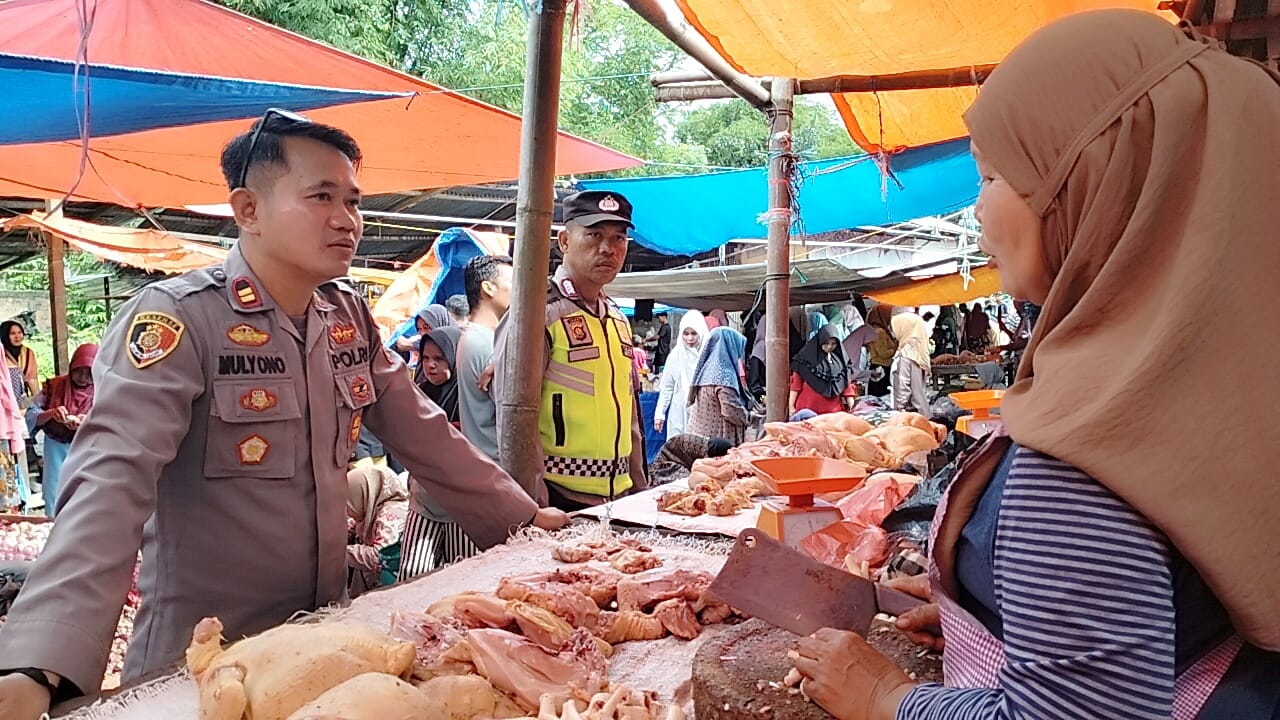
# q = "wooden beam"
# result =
<box><xmin>500</xmin><ymin>0</ymin><xmax>565</xmax><ymax>493</ymax></box>
<box><xmin>764</xmin><ymin>78</ymin><xmax>794</xmax><ymax>424</ymax></box>
<box><xmin>45</xmin><ymin>200</ymin><xmax>69</xmax><ymax>375</ymax></box>
<box><xmin>654</xmin><ymin>64</ymin><xmax>997</xmax><ymax>103</ymax></box>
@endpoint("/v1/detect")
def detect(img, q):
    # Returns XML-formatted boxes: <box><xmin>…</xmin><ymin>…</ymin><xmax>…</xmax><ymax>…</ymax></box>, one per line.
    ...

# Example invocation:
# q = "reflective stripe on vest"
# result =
<box><xmin>539</xmin><ymin>306</ymin><xmax>634</xmax><ymax>496</ymax></box>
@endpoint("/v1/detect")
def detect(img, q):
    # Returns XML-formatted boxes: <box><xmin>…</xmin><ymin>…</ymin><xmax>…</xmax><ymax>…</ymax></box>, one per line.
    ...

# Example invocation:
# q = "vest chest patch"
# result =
<box><xmin>562</xmin><ymin>316</ymin><xmax>594</xmax><ymax>348</ymax></box>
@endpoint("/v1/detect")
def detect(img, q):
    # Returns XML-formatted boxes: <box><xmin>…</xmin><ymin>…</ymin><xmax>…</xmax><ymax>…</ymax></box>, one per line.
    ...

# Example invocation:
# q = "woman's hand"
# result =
<box><xmin>793</xmin><ymin>628</ymin><xmax>915</xmax><ymax>720</ymax></box>
<box><xmin>346</xmin><ymin>545</ymin><xmax>381</xmax><ymax>572</ymax></box>
<box><xmin>882</xmin><ymin>574</ymin><xmax>944</xmax><ymax>651</ymax></box>
<box><xmin>654</xmin><ymin>417</ymin><xmax>665</xmax><ymax>433</ymax></box>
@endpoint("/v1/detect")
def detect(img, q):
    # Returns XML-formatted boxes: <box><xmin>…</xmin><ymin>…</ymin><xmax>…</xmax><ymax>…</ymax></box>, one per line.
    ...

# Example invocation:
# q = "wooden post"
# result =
<box><xmin>44</xmin><ymin>200</ymin><xmax>69</xmax><ymax>375</ymax></box>
<box><xmin>499</xmin><ymin>0</ymin><xmax>566</xmax><ymax>487</ymax></box>
<box><xmin>764</xmin><ymin>78</ymin><xmax>794</xmax><ymax>423</ymax></box>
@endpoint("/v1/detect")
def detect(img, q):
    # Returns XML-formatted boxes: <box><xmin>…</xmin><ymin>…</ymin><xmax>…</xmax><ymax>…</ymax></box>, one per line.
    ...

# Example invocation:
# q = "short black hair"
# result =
<box><xmin>220</xmin><ymin>115</ymin><xmax>362</xmax><ymax>190</ymax></box>
<box><xmin>464</xmin><ymin>255</ymin><xmax>514</xmax><ymax>309</ymax></box>
<box><xmin>445</xmin><ymin>294</ymin><xmax>470</xmax><ymax>319</ymax></box>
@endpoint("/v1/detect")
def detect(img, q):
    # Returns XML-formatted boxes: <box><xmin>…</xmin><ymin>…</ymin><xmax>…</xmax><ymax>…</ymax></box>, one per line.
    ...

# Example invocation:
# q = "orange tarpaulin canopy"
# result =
<box><xmin>3</xmin><ymin>211</ymin><xmax>397</xmax><ymax>289</ymax></box>
<box><xmin>0</xmin><ymin>0</ymin><xmax>640</xmax><ymax>207</ymax></box>
<box><xmin>675</xmin><ymin>0</ymin><xmax>1170</xmax><ymax>152</ymax></box>
<box><xmin>371</xmin><ymin>230</ymin><xmax>509</xmax><ymax>338</ymax></box>
<box><xmin>866</xmin><ymin>265</ymin><xmax>1002</xmax><ymax>307</ymax></box>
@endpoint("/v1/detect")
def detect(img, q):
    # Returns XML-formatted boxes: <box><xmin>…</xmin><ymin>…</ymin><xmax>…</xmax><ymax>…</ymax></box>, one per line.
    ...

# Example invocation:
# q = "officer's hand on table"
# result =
<box><xmin>532</xmin><ymin>507</ymin><xmax>570</xmax><ymax>531</ymax></box>
<box><xmin>882</xmin><ymin>573</ymin><xmax>944</xmax><ymax>651</ymax></box>
<box><xmin>0</xmin><ymin>671</ymin><xmax>54</xmax><ymax>720</ymax></box>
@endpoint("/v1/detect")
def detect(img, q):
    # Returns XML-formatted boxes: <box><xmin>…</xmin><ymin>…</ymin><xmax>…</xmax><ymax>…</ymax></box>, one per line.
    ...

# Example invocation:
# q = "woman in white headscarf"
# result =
<box><xmin>654</xmin><ymin>310</ymin><xmax>709</xmax><ymax>437</ymax></box>
<box><xmin>890</xmin><ymin>312</ymin><xmax>931</xmax><ymax>414</ymax></box>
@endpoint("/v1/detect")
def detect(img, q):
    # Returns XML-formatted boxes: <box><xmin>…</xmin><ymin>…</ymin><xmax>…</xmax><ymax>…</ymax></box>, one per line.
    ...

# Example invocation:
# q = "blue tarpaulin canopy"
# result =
<box><xmin>0</xmin><ymin>52</ymin><xmax>407</xmax><ymax>144</ymax></box>
<box><xmin>580</xmin><ymin>138</ymin><xmax>978</xmax><ymax>256</ymax></box>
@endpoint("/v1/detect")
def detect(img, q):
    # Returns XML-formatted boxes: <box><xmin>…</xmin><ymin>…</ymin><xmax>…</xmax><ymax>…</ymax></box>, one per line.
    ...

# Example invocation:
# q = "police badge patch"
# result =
<box><xmin>127</xmin><ymin>312</ymin><xmax>185</xmax><ymax>369</ymax></box>
<box><xmin>562</xmin><ymin>316</ymin><xmax>593</xmax><ymax>349</ymax></box>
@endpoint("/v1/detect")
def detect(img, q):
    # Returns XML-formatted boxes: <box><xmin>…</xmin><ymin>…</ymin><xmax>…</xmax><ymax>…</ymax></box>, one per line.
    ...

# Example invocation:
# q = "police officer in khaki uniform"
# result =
<box><xmin>0</xmin><ymin>111</ymin><xmax>568</xmax><ymax>719</ymax></box>
<box><xmin>493</xmin><ymin>191</ymin><xmax>648</xmax><ymax>511</ymax></box>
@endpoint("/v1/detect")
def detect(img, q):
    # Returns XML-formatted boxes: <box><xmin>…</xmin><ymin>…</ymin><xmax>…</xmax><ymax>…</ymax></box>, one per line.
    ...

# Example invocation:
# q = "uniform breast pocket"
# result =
<box><xmin>334</xmin><ymin>368</ymin><xmax>378</xmax><ymax>466</ymax></box>
<box><xmin>205</xmin><ymin>380</ymin><xmax>303</xmax><ymax>479</ymax></box>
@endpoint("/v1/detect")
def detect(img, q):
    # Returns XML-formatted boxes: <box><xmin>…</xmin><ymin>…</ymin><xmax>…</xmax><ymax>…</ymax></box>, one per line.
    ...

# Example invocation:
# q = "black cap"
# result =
<box><xmin>562</xmin><ymin>190</ymin><xmax>634</xmax><ymax>229</ymax></box>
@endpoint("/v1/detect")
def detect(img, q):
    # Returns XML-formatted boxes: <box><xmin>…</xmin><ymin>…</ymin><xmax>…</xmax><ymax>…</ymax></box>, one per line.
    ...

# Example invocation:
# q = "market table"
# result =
<box><xmin>55</xmin><ymin>525</ymin><xmax>733</xmax><ymax>719</ymax></box>
<box><xmin>930</xmin><ymin>363</ymin><xmax>977</xmax><ymax>392</ymax></box>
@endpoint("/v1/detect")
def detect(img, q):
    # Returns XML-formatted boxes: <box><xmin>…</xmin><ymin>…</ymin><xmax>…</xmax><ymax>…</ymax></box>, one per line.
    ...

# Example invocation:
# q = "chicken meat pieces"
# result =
<box><xmin>388</xmin><ymin>610</ymin><xmax>474</xmax><ymax>680</ymax></box>
<box><xmin>504</xmin><ymin>567</ymin><xmax>624</xmax><ymax>609</ymax></box>
<box><xmin>283</xmin><ymin>672</ymin><xmax>438</xmax><ymax>720</ymax></box>
<box><xmin>597</xmin><ymin>611</ymin><xmax>667</xmax><ymax>644</ymax></box>
<box><xmin>610</xmin><ymin>548</ymin><xmax>664</xmax><ymax>574</ymax></box>
<box><xmin>497</xmin><ymin>577</ymin><xmax>603</xmax><ymax>632</ymax></box>
<box><xmin>465</xmin><ymin>629</ymin><xmax>608</xmax><ymax>711</ymax></box>
<box><xmin>552</xmin><ymin>537</ymin><xmax>663</xmax><ymax>575</ymax></box>
<box><xmin>841</xmin><ymin>435</ymin><xmax>896</xmax><ymax>469</ymax></box>
<box><xmin>186</xmin><ymin>617</ymin><xmax>416</xmax><ymax>720</ymax></box>
<box><xmin>413</xmin><ymin>674</ymin><xmax>527</xmax><ymax>720</ymax></box>
<box><xmin>657</xmin><ymin>478</ymin><xmax>761</xmax><ymax>518</ymax></box>
<box><xmin>652</xmin><ymin>599</ymin><xmax>701</xmax><ymax>640</ymax></box>
<box><xmin>615</xmin><ymin>568</ymin><xmax>711</xmax><ymax>613</ymax></box>
<box><xmin>508</xmin><ymin>600</ymin><xmax>614</xmax><ymax>657</ymax></box>
<box><xmin>429</xmin><ymin>591</ymin><xmax>514</xmax><ymax>629</ymax></box>
<box><xmin>864</xmin><ymin>424</ymin><xmax>940</xmax><ymax>462</ymax></box>
<box><xmin>690</xmin><ymin>457</ymin><xmax>737</xmax><ymax>484</ymax></box>
<box><xmin>763</xmin><ymin>422</ymin><xmax>844</xmax><ymax>458</ymax></box>
<box><xmin>528</xmin><ymin>684</ymin><xmax>687</xmax><ymax>720</ymax></box>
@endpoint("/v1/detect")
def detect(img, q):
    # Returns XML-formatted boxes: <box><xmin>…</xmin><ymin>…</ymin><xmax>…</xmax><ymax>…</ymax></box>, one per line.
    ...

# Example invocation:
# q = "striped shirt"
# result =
<box><xmin>899</xmin><ymin>447</ymin><xmax>1179</xmax><ymax>719</ymax></box>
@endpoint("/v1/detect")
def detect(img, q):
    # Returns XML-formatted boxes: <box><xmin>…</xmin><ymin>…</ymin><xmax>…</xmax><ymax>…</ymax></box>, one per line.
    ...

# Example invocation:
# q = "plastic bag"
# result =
<box><xmin>881</xmin><ymin>457</ymin><xmax>964</xmax><ymax>550</ymax></box>
<box><xmin>835</xmin><ymin>472</ymin><xmax>920</xmax><ymax>527</ymax></box>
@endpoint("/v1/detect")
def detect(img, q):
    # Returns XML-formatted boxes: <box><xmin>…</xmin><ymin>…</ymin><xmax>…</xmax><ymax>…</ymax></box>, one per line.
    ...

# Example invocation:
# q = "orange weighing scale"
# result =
<box><xmin>951</xmin><ymin>389</ymin><xmax>1005</xmax><ymax>438</ymax></box>
<box><xmin>749</xmin><ymin>457</ymin><xmax>868</xmax><ymax>548</ymax></box>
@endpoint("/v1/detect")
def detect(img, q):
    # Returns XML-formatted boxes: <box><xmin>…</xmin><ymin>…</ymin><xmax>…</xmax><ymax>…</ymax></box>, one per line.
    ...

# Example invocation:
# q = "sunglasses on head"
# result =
<box><xmin>234</xmin><ymin>107</ymin><xmax>313</xmax><ymax>190</ymax></box>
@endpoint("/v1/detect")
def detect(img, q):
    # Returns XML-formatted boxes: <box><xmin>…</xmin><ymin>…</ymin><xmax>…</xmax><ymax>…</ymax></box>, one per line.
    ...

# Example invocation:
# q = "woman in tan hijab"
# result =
<box><xmin>791</xmin><ymin>10</ymin><xmax>1280</xmax><ymax>720</ymax></box>
<box><xmin>345</xmin><ymin>466</ymin><xmax>408</xmax><ymax>596</ymax></box>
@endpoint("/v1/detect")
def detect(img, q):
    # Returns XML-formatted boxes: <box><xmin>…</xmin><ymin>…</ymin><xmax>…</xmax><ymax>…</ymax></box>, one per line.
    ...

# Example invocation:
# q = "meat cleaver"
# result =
<box><xmin>709</xmin><ymin>528</ymin><xmax>926</xmax><ymax>637</ymax></box>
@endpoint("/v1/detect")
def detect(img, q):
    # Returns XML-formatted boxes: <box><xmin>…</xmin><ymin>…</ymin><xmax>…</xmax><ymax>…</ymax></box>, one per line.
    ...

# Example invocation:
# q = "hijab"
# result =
<box><xmin>415</xmin><ymin>304</ymin><xmax>451</xmax><ymax>333</ymax></box>
<box><xmin>345</xmin><ymin>466</ymin><xmax>407</xmax><ymax>545</ymax></box>
<box><xmin>750</xmin><ymin>312</ymin><xmax>768</xmax><ymax>364</ymax></box>
<box><xmin>708</xmin><ymin>309</ymin><xmax>729</xmax><ymax>328</ymax></box>
<box><xmin>841</xmin><ymin>306</ymin><xmax>876</xmax><ymax>358</ymax></box>
<box><xmin>866</xmin><ymin>304</ymin><xmax>894</xmax><ymax>333</ymax></box>
<box><xmin>890</xmin><ymin>313</ymin><xmax>931</xmax><ymax>374</ymax></box>
<box><xmin>416</xmin><ymin>326</ymin><xmax>461</xmax><ymax>422</ymax></box>
<box><xmin>689</xmin><ymin>327</ymin><xmax>751</xmax><ymax>406</ymax></box>
<box><xmin>791</xmin><ymin>324</ymin><xmax>853</xmax><ymax>398</ymax></box>
<box><xmin>965</xmin><ymin>9</ymin><xmax>1280</xmax><ymax>649</ymax></box>
<box><xmin>0</xmin><ymin>321</ymin><xmax>27</xmax><ymax>366</ymax></box>
<box><xmin>45</xmin><ymin>343</ymin><xmax>97</xmax><ymax>417</ymax></box>
<box><xmin>666</xmin><ymin>310</ymin><xmax>709</xmax><ymax>390</ymax></box>
<box><xmin>964</xmin><ymin>303</ymin><xmax>990</xmax><ymax>340</ymax></box>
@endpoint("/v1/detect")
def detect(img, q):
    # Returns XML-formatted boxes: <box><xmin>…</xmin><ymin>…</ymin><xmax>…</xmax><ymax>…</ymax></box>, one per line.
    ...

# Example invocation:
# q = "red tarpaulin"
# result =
<box><xmin>0</xmin><ymin>0</ymin><xmax>641</xmax><ymax>207</ymax></box>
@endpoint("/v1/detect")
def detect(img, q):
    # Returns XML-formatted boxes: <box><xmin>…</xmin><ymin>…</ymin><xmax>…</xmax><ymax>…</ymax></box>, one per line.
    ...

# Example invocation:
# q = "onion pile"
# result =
<box><xmin>0</xmin><ymin>519</ymin><xmax>142</xmax><ymax>690</ymax></box>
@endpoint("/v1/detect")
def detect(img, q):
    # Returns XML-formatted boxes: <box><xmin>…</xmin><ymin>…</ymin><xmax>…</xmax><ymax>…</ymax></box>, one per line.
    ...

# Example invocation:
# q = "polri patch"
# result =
<box><xmin>329</xmin><ymin>322</ymin><xmax>358</xmax><ymax>345</ymax></box>
<box><xmin>237</xmin><ymin>434</ymin><xmax>270</xmax><ymax>465</ymax></box>
<box><xmin>127</xmin><ymin>311</ymin><xmax>185</xmax><ymax>369</ymax></box>
<box><xmin>562</xmin><ymin>315</ymin><xmax>593</xmax><ymax>349</ymax></box>
<box><xmin>226</xmin><ymin>322</ymin><xmax>270</xmax><ymax>347</ymax></box>
<box><xmin>239</xmin><ymin>388</ymin><xmax>278</xmax><ymax>413</ymax></box>
<box><xmin>232</xmin><ymin>277</ymin><xmax>263</xmax><ymax>310</ymax></box>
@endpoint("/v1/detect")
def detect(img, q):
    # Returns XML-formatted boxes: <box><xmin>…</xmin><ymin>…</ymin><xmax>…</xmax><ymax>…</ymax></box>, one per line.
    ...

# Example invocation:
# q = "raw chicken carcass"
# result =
<box><xmin>283</xmin><ymin>672</ymin><xmax>438</xmax><ymax>720</ymax></box>
<box><xmin>763</xmin><ymin>422</ymin><xmax>844</xmax><ymax>458</ymax></box>
<box><xmin>552</xmin><ymin>537</ymin><xmax>658</xmax><ymax>570</ymax></box>
<box><xmin>388</xmin><ymin>610</ymin><xmax>470</xmax><ymax>679</ymax></box>
<box><xmin>429</xmin><ymin>592</ymin><xmax>514</xmax><ymax>629</ymax></box>
<box><xmin>412</xmin><ymin>674</ymin><xmax>527</xmax><ymax>720</ymax></box>
<box><xmin>864</xmin><ymin>425</ymin><xmax>939</xmax><ymax>461</ymax></box>
<box><xmin>690</xmin><ymin>457</ymin><xmax>737</xmax><ymax>484</ymax></box>
<box><xmin>465</xmin><ymin>629</ymin><xmax>606</xmax><ymax>711</ymax></box>
<box><xmin>882</xmin><ymin>412</ymin><xmax>947</xmax><ymax>443</ymax></box>
<box><xmin>186</xmin><ymin>617</ymin><xmax>416</xmax><ymax>720</ymax></box>
<box><xmin>496</xmin><ymin>578</ymin><xmax>603</xmax><ymax>631</ymax></box>
<box><xmin>841</xmin><ymin>435</ymin><xmax>895</xmax><ymax>468</ymax></box>
<box><xmin>804</xmin><ymin>412</ymin><xmax>873</xmax><ymax>437</ymax></box>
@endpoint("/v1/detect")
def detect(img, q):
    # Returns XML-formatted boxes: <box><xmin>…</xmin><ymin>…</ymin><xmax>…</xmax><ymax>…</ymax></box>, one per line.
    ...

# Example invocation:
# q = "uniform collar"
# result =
<box><xmin>219</xmin><ymin>243</ymin><xmax>337</xmax><ymax>315</ymax></box>
<box><xmin>221</xmin><ymin>244</ymin><xmax>275</xmax><ymax>315</ymax></box>
<box><xmin>553</xmin><ymin>265</ymin><xmax>613</xmax><ymax>316</ymax></box>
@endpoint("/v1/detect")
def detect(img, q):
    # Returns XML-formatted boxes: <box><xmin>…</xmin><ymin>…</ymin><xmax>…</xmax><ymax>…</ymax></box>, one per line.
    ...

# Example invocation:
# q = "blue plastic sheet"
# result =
<box><xmin>639</xmin><ymin>391</ymin><xmax>665</xmax><ymax>464</ymax></box>
<box><xmin>580</xmin><ymin>139</ymin><xmax>978</xmax><ymax>256</ymax></box>
<box><xmin>0</xmin><ymin>52</ymin><xmax>404</xmax><ymax>144</ymax></box>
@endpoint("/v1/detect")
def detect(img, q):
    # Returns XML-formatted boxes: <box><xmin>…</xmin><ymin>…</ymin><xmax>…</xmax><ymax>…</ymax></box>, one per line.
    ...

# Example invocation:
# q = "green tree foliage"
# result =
<box><xmin>214</xmin><ymin>0</ymin><xmax>857</xmax><ymax>173</ymax></box>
